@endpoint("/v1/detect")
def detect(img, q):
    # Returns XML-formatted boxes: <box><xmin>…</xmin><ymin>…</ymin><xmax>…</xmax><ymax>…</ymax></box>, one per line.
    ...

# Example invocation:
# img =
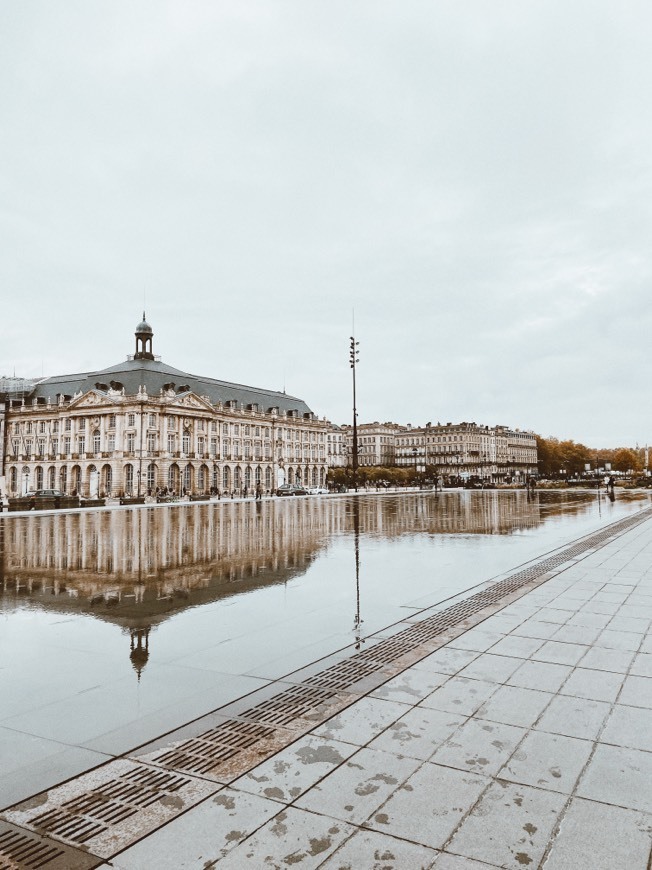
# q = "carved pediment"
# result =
<box><xmin>168</xmin><ymin>392</ymin><xmax>213</xmax><ymax>412</ymax></box>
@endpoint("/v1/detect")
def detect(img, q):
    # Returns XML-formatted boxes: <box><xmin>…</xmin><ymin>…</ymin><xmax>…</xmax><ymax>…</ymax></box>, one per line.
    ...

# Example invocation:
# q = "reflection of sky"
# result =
<box><xmin>0</xmin><ymin>491</ymin><xmax>649</xmax><ymax>807</ymax></box>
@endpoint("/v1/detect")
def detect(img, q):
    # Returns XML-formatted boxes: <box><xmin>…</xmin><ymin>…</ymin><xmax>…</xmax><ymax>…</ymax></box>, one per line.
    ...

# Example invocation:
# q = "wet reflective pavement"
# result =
<box><xmin>1</xmin><ymin>491</ymin><xmax>651</xmax><ymax>867</ymax></box>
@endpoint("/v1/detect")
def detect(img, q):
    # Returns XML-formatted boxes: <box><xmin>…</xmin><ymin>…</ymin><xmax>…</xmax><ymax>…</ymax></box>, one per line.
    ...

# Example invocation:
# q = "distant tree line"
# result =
<box><xmin>535</xmin><ymin>435</ymin><xmax>644</xmax><ymax>478</ymax></box>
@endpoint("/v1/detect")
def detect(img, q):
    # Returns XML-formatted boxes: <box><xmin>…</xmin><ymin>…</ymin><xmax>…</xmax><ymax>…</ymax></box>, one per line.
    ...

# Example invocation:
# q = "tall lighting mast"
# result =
<box><xmin>349</xmin><ymin>335</ymin><xmax>360</xmax><ymax>492</ymax></box>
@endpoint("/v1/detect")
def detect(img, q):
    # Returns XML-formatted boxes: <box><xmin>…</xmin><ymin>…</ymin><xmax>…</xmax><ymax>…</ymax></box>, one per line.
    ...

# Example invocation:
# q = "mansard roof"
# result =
<box><xmin>30</xmin><ymin>356</ymin><xmax>313</xmax><ymax>415</ymax></box>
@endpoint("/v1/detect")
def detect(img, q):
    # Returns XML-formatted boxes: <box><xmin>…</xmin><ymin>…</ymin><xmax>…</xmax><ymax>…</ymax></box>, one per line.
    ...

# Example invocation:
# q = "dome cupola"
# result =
<box><xmin>134</xmin><ymin>312</ymin><xmax>154</xmax><ymax>360</ymax></box>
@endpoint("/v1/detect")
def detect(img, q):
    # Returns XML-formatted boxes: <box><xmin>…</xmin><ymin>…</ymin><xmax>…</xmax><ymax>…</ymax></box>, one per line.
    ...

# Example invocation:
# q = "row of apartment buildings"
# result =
<box><xmin>0</xmin><ymin>317</ymin><xmax>537</xmax><ymax>499</ymax></box>
<box><xmin>340</xmin><ymin>420</ymin><xmax>538</xmax><ymax>482</ymax></box>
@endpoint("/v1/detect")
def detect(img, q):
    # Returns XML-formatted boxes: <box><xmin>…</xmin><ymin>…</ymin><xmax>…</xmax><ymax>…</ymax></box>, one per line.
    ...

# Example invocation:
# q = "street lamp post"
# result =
<box><xmin>349</xmin><ymin>336</ymin><xmax>360</xmax><ymax>492</ymax></box>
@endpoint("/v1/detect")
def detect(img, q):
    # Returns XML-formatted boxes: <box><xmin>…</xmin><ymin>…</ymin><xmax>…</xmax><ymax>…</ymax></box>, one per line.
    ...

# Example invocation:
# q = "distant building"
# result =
<box><xmin>341</xmin><ymin>419</ymin><xmax>538</xmax><ymax>482</ymax></box>
<box><xmin>2</xmin><ymin>317</ymin><xmax>331</xmax><ymax>498</ymax></box>
<box><xmin>340</xmin><ymin>421</ymin><xmax>403</xmax><ymax>467</ymax></box>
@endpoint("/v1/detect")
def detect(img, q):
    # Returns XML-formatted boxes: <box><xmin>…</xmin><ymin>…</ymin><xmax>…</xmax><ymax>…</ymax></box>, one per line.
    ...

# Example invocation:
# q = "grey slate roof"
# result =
<box><xmin>30</xmin><ymin>357</ymin><xmax>314</xmax><ymax>415</ymax></box>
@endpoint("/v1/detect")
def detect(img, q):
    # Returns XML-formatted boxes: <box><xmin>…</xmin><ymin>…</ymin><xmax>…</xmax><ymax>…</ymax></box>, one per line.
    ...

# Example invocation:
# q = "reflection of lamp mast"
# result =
<box><xmin>352</xmin><ymin>499</ymin><xmax>363</xmax><ymax>649</ymax></box>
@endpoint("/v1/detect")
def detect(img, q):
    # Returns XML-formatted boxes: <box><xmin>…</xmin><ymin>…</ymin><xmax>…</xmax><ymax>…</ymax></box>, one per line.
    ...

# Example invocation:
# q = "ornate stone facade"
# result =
<box><xmin>2</xmin><ymin>318</ymin><xmax>330</xmax><ymax>498</ymax></box>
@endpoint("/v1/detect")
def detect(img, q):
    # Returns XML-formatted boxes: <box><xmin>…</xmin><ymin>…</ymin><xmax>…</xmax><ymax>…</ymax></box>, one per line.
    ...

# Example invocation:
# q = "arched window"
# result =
<box><xmin>103</xmin><ymin>464</ymin><xmax>113</xmax><ymax>496</ymax></box>
<box><xmin>320</xmin><ymin>467</ymin><xmax>325</xmax><ymax>485</ymax></box>
<box><xmin>233</xmin><ymin>466</ymin><xmax>241</xmax><ymax>488</ymax></box>
<box><xmin>59</xmin><ymin>466</ymin><xmax>68</xmax><ymax>493</ymax></box>
<box><xmin>255</xmin><ymin>465</ymin><xmax>262</xmax><ymax>485</ymax></box>
<box><xmin>48</xmin><ymin>466</ymin><xmax>56</xmax><ymax>489</ymax></box>
<box><xmin>183</xmin><ymin>464</ymin><xmax>192</xmax><ymax>492</ymax></box>
<box><xmin>265</xmin><ymin>466</ymin><xmax>272</xmax><ymax>489</ymax></box>
<box><xmin>311</xmin><ymin>467</ymin><xmax>318</xmax><ymax>485</ymax></box>
<box><xmin>244</xmin><ymin>466</ymin><xmax>252</xmax><ymax>488</ymax></box>
<box><xmin>287</xmin><ymin>467</ymin><xmax>294</xmax><ymax>485</ymax></box>
<box><xmin>72</xmin><ymin>465</ymin><xmax>81</xmax><ymax>494</ymax></box>
<box><xmin>124</xmin><ymin>464</ymin><xmax>134</xmax><ymax>495</ymax></box>
<box><xmin>147</xmin><ymin>463</ymin><xmax>156</xmax><ymax>493</ymax></box>
<box><xmin>223</xmin><ymin>466</ymin><xmax>231</xmax><ymax>490</ymax></box>
<box><xmin>35</xmin><ymin>466</ymin><xmax>44</xmax><ymax>490</ymax></box>
<box><xmin>9</xmin><ymin>466</ymin><xmax>17</xmax><ymax>493</ymax></box>
<box><xmin>198</xmin><ymin>465</ymin><xmax>206</xmax><ymax>491</ymax></box>
<box><xmin>168</xmin><ymin>463</ymin><xmax>179</xmax><ymax>492</ymax></box>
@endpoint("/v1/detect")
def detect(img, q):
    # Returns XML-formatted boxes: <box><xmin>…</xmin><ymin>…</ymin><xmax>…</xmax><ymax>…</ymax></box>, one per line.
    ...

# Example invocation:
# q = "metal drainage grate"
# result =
<box><xmin>29</xmin><ymin>768</ymin><xmax>191</xmax><ymax>846</ymax></box>
<box><xmin>239</xmin><ymin>685</ymin><xmax>338</xmax><ymax>727</ymax></box>
<box><xmin>305</xmin><ymin>657</ymin><xmax>381</xmax><ymax>691</ymax></box>
<box><xmin>154</xmin><ymin>720</ymin><xmax>275</xmax><ymax>775</ymax></box>
<box><xmin>0</xmin><ymin>821</ymin><xmax>99</xmax><ymax>870</ymax></box>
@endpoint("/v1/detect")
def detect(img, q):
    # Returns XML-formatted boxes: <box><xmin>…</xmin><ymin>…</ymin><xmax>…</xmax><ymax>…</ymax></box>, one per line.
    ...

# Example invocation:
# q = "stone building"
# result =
<box><xmin>340</xmin><ymin>421</ymin><xmax>403</xmax><ymax>467</ymax></box>
<box><xmin>395</xmin><ymin>421</ymin><xmax>538</xmax><ymax>481</ymax></box>
<box><xmin>2</xmin><ymin>317</ymin><xmax>330</xmax><ymax>498</ymax></box>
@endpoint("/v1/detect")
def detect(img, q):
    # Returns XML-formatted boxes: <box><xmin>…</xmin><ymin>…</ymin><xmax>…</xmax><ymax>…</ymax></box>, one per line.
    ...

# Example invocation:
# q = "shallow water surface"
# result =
<box><xmin>0</xmin><ymin>489</ymin><xmax>648</xmax><ymax>805</ymax></box>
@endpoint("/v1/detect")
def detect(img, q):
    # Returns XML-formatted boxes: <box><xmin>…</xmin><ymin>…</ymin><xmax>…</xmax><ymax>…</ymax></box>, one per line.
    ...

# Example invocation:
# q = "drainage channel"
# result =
<box><xmin>2</xmin><ymin>505</ymin><xmax>650</xmax><ymax>867</ymax></box>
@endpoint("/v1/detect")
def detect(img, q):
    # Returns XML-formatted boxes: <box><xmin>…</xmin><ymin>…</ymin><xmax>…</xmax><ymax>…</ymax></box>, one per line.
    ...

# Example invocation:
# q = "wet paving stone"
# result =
<box><xmin>110</xmin><ymin>786</ymin><xmax>280</xmax><ymax>868</ymax></box>
<box><xmin>232</xmin><ymin>734</ymin><xmax>357</xmax><ymax>803</ymax></box>
<box><xmin>475</xmin><ymin>685</ymin><xmax>553</xmax><ymax>728</ymax></box>
<box><xmin>212</xmin><ymin>806</ymin><xmax>354</xmax><ymax>869</ymax></box>
<box><xmin>364</xmin><ymin>762</ymin><xmax>489</xmax><ymax>850</ymax></box>
<box><xmin>430</xmin><ymin>717</ymin><xmax>525</xmax><ymax>777</ymax></box>
<box><xmin>319</xmin><ymin>828</ymin><xmax>439</xmax><ymax>869</ymax></box>
<box><xmin>419</xmin><ymin>676</ymin><xmax>499</xmax><ymax>717</ymax></box>
<box><xmin>295</xmin><ymin>747</ymin><xmax>422</xmax><ymax>824</ymax></box>
<box><xmin>533</xmin><ymin>694</ymin><xmax>611</xmax><ymax>741</ymax></box>
<box><xmin>367</xmin><ymin>706</ymin><xmax>466</xmax><ymax>761</ymax></box>
<box><xmin>446</xmin><ymin>779</ymin><xmax>566</xmax><ymax>869</ymax></box>
<box><xmin>369</xmin><ymin>668</ymin><xmax>450</xmax><ymax>704</ymax></box>
<box><xmin>600</xmin><ymin>703</ymin><xmax>652</xmax><ymax>752</ymax></box>
<box><xmin>498</xmin><ymin>730</ymin><xmax>593</xmax><ymax>795</ymax></box>
<box><xmin>543</xmin><ymin>796</ymin><xmax>652</xmax><ymax>870</ymax></box>
<box><xmin>576</xmin><ymin>744</ymin><xmax>652</xmax><ymax>813</ymax></box>
<box><xmin>558</xmin><ymin>666</ymin><xmax>624</xmax><ymax>703</ymax></box>
<box><xmin>312</xmin><ymin>697</ymin><xmax>408</xmax><ymax>745</ymax></box>
<box><xmin>506</xmin><ymin>659</ymin><xmax>572</xmax><ymax>693</ymax></box>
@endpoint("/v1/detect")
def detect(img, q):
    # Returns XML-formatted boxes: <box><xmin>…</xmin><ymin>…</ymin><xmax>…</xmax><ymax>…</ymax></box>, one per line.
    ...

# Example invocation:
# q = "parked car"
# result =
<box><xmin>307</xmin><ymin>486</ymin><xmax>328</xmax><ymax>495</ymax></box>
<box><xmin>276</xmin><ymin>484</ymin><xmax>309</xmax><ymax>496</ymax></box>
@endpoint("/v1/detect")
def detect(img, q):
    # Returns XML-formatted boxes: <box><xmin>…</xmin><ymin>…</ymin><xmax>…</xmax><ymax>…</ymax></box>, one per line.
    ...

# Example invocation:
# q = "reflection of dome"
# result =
<box><xmin>129</xmin><ymin>627</ymin><xmax>150</xmax><ymax>680</ymax></box>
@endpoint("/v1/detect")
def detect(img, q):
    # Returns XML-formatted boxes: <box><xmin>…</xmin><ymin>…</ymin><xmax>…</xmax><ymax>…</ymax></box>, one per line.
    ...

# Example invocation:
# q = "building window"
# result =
<box><xmin>60</xmin><ymin>466</ymin><xmax>67</xmax><ymax>493</ymax></box>
<box><xmin>147</xmin><ymin>433</ymin><xmax>156</xmax><ymax>453</ymax></box>
<box><xmin>26</xmin><ymin>422</ymin><xmax>33</xmax><ymax>434</ymax></box>
<box><xmin>125</xmin><ymin>464</ymin><xmax>134</xmax><ymax>494</ymax></box>
<box><xmin>108</xmin><ymin>414</ymin><xmax>116</xmax><ymax>428</ymax></box>
<box><xmin>65</xmin><ymin>418</ymin><xmax>71</xmax><ymax>431</ymax></box>
<box><xmin>93</xmin><ymin>431</ymin><xmax>101</xmax><ymax>453</ymax></box>
<box><xmin>127</xmin><ymin>414</ymin><xmax>135</xmax><ymax>427</ymax></box>
<box><xmin>39</xmin><ymin>421</ymin><xmax>46</xmax><ymax>434</ymax></box>
<box><xmin>182</xmin><ymin>433</ymin><xmax>190</xmax><ymax>454</ymax></box>
<box><xmin>78</xmin><ymin>436</ymin><xmax>85</xmax><ymax>454</ymax></box>
<box><xmin>210</xmin><ymin>437</ymin><xmax>217</xmax><ymax>456</ymax></box>
<box><xmin>148</xmin><ymin>413</ymin><xmax>156</xmax><ymax>427</ymax></box>
<box><xmin>222</xmin><ymin>423</ymin><xmax>229</xmax><ymax>434</ymax></box>
<box><xmin>63</xmin><ymin>437</ymin><xmax>71</xmax><ymax>455</ymax></box>
<box><xmin>52</xmin><ymin>438</ymin><xmax>58</xmax><ymax>455</ymax></box>
<box><xmin>126</xmin><ymin>433</ymin><xmax>135</xmax><ymax>452</ymax></box>
<box><xmin>147</xmin><ymin>463</ymin><xmax>156</xmax><ymax>492</ymax></box>
<box><xmin>167</xmin><ymin>415</ymin><xmax>176</xmax><ymax>430</ymax></box>
<box><xmin>167</xmin><ymin>433</ymin><xmax>175</xmax><ymax>453</ymax></box>
<box><xmin>198</xmin><ymin>436</ymin><xmax>205</xmax><ymax>455</ymax></box>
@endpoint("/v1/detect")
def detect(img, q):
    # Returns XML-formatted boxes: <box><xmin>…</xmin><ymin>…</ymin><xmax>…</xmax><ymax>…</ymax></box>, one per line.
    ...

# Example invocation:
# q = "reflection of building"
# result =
<box><xmin>1</xmin><ymin>317</ymin><xmax>330</xmax><ymax>498</ymax></box>
<box><xmin>0</xmin><ymin>492</ymin><xmax>601</xmax><ymax>675</ymax></box>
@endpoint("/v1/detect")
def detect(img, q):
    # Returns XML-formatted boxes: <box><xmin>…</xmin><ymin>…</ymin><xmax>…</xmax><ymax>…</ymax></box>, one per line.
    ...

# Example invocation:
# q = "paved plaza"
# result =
<box><xmin>2</xmin><ymin>504</ymin><xmax>652</xmax><ymax>868</ymax></box>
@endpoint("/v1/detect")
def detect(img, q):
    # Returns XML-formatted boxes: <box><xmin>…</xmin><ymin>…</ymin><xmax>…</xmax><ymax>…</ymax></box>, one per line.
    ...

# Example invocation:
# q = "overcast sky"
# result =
<box><xmin>2</xmin><ymin>2</ymin><xmax>651</xmax><ymax>447</ymax></box>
